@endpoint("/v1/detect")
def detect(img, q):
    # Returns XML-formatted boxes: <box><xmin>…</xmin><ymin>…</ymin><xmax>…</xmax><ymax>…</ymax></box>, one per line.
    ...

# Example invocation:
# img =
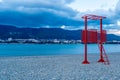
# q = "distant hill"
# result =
<box><xmin>0</xmin><ymin>24</ymin><xmax>120</xmax><ymax>41</ymax></box>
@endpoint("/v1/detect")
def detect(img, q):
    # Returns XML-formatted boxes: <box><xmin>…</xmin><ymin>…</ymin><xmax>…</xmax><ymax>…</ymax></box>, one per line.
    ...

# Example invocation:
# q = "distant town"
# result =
<box><xmin>0</xmin><ymin>38</ymin><xmax>120</xmax><ymax>44</ymax></box>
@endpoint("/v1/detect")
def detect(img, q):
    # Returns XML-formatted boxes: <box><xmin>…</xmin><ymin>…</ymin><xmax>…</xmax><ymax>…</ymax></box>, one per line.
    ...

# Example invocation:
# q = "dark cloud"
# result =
<box><xmin>0</xmin><ymin>10</ymin><xmax>81</xmax><ymax>27</ymax></box>
<box><xmin>1</xmin><ymin>0</ymin><xmax>118</xmax><ymax>30</ymax></box>
<box><xmin>0</xmin><ymin>0</ymin><xmax>82</xmax><ymax>28</ymax></box>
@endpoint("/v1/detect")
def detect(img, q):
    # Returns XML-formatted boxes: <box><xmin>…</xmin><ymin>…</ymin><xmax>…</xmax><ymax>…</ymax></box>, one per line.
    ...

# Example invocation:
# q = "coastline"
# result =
<box><xmin>0</xmin><ymin>53</ymin><xmax>120</xmax><ymax>80</ymax></box>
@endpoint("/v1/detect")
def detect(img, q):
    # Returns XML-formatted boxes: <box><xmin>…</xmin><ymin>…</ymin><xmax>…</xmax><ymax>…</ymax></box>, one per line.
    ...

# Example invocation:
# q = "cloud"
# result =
<box><xmin>0</xmin><ymin>0</ymin><xmax>3</xmax><ymax>2</ymax></box>
<box><xmin>117</xmin><ymin>20</ymin><xmax>120</xmax><ymax>26</ymax></box>
<box><xmin>0</xmin><ymin>0</ymin><xmax>119</xmax><ymax>33</ymax></box>
<box><xmin>60</xmin><ymin>25</ymin><xmax>66</xmax><ymax>29</ymax></box>
<box><xmin>115</xmin><ymin>0</ymin><xmax>120</xmax><ymax>13</ymax></box>
<box><xmin>0</xmin><ymin>0</ymin><xmax>83</xmax><ymax>28</ymax></box>
<box><xmin>108</xmin><ymin>29</ymin><xmax>120</xmax><ymax>36</ymax></box>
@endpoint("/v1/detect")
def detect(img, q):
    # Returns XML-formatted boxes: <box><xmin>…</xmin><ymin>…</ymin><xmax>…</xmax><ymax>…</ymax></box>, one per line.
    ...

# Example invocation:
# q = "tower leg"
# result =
<box><xmin>98</xmin><ymin>58</ymin><xmax>105</xmax><ymax>62</ymax></box>
<box><xmin>98</xmin><ymin>19</ymin><xmax>105</xmax><ymax>63</ymax></box>
<box><xmin>82</xmin><ymin>43</ymin><xmax>90</xmax><ymax>64</ymax></box>
<box><xmin>98</xmin><ymin>44</ymin><xmax>105</xmax><ymax>62</ymax></box>
<box><xmin>82</xmin><ymin>60</ymin><xmax>90</xmax><ymax>64</ymax></box>
<box><xmin>82</xmin><ymin>17</ymin><xmax>90</xmax><ymax>64</ymax></box>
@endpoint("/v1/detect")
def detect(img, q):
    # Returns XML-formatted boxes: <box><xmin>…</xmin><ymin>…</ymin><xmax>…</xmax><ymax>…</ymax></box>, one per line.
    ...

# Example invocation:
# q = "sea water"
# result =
<box><xmin>0</xmin><ymin>44</ymin><xmax>120</xmax><ymax>56</ymax></box>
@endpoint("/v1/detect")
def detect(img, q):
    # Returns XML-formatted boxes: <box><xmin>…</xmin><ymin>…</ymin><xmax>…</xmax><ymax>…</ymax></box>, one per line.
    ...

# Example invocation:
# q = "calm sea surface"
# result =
<box><xmin>0</xmin><ymin>44</ymin><xmax>120</xmax><ymax>56</ymax></box>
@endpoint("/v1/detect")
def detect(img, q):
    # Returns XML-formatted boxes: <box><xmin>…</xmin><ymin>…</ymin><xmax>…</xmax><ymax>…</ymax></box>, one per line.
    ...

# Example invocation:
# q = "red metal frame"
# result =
<box><xmin>81</xmin><ymin>14</ymin><xmax>107</xmax><ymax>64</ymax></box>
<box><xmin>97</xmin><ymin>30</ymin><xmax>106</xmax><ymax>42</ymax></box>
<box><xmin>82</xmin><ymin>29</ymin><xmax>98</xmax><ymax>43</ymax></box>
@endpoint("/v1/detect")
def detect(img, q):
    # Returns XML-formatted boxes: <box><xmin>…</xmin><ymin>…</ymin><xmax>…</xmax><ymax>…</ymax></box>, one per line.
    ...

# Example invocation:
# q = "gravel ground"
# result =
<box><xmin>0</xmin><ymin>54</ymin><xmax>120</xmax><ymax>80</ymax></box>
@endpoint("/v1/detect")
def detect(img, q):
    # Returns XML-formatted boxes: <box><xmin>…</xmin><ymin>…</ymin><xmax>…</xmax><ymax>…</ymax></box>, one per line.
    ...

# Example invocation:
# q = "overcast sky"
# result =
<box><xmin>0</xmin><ymin>0</ymin><xmax>120</xmax><ymax>35</ymax></box>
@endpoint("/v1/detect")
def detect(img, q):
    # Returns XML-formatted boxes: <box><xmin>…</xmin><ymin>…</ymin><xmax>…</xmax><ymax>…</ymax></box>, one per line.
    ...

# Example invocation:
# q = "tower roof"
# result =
<box><xmin>81</xmin><ymin>14</ymin><xmax>106</xmax><ymax>20</ymax></box>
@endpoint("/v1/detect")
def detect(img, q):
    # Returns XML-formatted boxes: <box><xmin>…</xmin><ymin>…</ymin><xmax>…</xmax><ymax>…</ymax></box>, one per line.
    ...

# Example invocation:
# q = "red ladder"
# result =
<box><xmin>97</xmin><ymin>43</ymin><xmax>110</xmax><ymax>65</ymax></box>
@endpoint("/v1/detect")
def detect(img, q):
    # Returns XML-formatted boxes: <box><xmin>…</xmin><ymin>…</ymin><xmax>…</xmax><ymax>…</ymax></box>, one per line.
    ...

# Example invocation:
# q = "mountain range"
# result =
<box><xmin>0</xmin><ymin>25</ymin><xmax>120</xmax><ymax>41</ymax></box>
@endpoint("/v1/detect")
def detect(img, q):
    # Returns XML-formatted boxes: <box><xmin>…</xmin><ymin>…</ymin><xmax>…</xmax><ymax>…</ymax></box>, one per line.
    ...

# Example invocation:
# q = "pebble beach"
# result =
<box><xmin>0</xmin><ymin>53</ymin><xmax>120</xmax><ymax>80</ymax></box>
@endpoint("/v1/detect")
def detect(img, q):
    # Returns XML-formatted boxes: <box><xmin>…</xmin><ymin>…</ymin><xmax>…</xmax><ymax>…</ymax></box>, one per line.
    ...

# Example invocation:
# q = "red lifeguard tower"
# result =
<box><xmin>81</xmin><ymin>14</ymin><xmax>110</xmax><ymax>65</ymax></box>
